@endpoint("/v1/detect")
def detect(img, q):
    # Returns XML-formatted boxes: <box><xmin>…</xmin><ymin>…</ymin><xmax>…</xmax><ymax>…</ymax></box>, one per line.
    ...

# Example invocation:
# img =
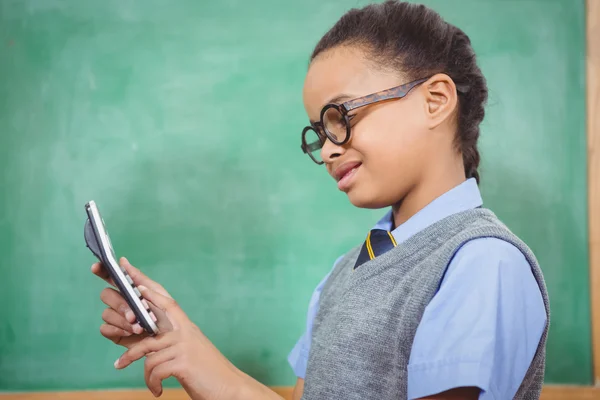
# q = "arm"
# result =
<box><xmin>407</xmin><ymin>238</ymin><xmax>547</xmax><ymax>400</ymax></box>
<box><xmin>292</xmin><ymin>378</ymin><xmax>305</xmax><ymax>400</ymax></box>
<box><xmin>97</xmin><ymin>256</ymin><xmax>332</xmax><ymax>400</ymax></box>
<box><xmin>115</xmin><ymin>284</ymin><xmax>284</xmax><ymax>400</ymax></box>
<box><xmin>93</xmin><ymin>258</ymin><xmax>280</xmax><ymax>399</ymax></box>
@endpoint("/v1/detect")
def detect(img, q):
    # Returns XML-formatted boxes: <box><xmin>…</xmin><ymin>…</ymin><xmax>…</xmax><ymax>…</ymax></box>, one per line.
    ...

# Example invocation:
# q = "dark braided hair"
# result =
<box><xmin>311</xmin><ymin>1</ymin><xmax>488</xmax><ymax>183</ymax></box>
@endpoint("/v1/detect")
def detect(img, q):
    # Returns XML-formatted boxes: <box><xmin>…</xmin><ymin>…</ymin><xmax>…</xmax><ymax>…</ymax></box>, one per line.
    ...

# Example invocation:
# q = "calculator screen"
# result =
<box><xmin>101</xmin><ymin>218</ymin><xmax>117</xmax><ymax>260</ymax></box>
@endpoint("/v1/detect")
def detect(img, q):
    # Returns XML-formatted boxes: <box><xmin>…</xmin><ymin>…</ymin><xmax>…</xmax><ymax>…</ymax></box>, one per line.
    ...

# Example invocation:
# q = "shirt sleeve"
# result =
<box><xmin>407</xmin><ymin>238</ymin><xmax>547</xmax><ymax>400</ymax></box>
<box><xmin>287</xmin><ymin>255</ymin><xmax>343</xmax><ymax>378</ymax></box>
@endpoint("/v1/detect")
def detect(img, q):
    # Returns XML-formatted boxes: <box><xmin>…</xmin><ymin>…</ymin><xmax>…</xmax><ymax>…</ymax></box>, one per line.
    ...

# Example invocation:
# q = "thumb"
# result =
<box><xmin>138</xmin><ymin>285</ymin><xmax>187</xmax><ymax>329</ymax></box>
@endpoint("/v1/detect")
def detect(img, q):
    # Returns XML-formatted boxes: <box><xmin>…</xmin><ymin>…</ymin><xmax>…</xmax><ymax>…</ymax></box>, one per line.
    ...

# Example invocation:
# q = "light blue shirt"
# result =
<box><xmin>288</xmin><ymin>178</ymin><xmax>547</xmax><ymax>399</ymax></box>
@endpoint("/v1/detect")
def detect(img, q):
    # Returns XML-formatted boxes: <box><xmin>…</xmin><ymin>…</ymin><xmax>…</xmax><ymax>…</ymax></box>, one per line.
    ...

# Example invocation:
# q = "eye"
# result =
<box><xmin>323</xmin><ymin>107</ymin><xmax>345</xmax><ymax>127</ymax></box>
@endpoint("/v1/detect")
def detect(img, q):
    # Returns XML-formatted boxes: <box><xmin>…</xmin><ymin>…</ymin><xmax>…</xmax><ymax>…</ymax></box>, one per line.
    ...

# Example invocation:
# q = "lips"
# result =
<box><xmin>333</xmin><ymin>161</ymin><xmax>362</xmax><ymax>182</ymax></box>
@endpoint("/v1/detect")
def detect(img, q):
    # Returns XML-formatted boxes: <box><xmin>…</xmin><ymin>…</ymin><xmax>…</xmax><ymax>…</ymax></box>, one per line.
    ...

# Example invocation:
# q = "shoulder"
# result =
<box><xmin>432</xmin><ymin>208</ymin><xmax>543</xmax><ymax>280</ymax></box>
<box><xmin>443</xmin><ymin>236</ymin><xmax>542</xmax><ymax>296</ymax></box>
<box><xmin>434</xmin><ymin>235</ymin><xmax>545</xmax><ymax>309</ymax></box>
<box><xmin>451</xmin><ymin>236</ymin><xmax>529</xmax><ymax>271</ymax></box>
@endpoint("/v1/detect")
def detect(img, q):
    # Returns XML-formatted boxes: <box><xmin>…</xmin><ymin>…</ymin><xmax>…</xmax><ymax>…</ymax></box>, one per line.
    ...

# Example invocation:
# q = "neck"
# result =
<box><xmin>391</xmin><ymin>160</ymin><xmax>467</xmax><ymax>229</ymax></box>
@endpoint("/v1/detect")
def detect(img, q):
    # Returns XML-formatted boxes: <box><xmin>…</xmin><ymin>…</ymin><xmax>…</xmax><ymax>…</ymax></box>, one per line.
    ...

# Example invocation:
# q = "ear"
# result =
<box><xmin>421</xmin><ymin>73</ymin><xmax>459</xmax><ymax>130</ymax></box>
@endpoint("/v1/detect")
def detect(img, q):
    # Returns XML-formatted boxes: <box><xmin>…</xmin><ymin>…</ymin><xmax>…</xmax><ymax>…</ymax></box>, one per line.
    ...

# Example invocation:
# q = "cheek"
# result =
<box><xmin>353</xmin><ymin>105</ymin><xmax>427</xmax><ymax>164</ymax></box>
<box><xmin>344</xmin><ymin>103</ymin><xmax>431</xmax><ymax>207</ymax></box>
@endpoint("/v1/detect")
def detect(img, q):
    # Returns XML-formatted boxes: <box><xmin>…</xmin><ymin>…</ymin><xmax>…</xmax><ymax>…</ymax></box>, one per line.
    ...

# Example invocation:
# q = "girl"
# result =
<box><xmin>93</xmin><ymin>1</ymin><xmax>549</xmax><ymax>399</ymax></box>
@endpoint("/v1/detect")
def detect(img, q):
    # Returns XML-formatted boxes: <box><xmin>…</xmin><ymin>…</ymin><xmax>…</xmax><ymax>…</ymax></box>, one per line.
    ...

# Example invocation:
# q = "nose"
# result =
<box><xmin>321</xmin><ymin>138</ymin><xmax>346</xmax><ymax>164</ymax></box>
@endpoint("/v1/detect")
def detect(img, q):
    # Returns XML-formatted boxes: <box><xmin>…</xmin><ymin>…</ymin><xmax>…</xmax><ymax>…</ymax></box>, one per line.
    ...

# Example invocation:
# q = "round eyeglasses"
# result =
<box><xmin>300</xmin><ymin>77</ymin><xmax>434</xmax><ymax>165</ymax></box>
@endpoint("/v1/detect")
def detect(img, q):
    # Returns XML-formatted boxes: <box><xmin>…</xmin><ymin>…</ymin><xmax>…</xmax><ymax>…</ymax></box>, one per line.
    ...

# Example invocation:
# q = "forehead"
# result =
<box><xmin>302</xmin><ymin>46</ymin><xmax>401</xmax><ymax>119</ymax></box>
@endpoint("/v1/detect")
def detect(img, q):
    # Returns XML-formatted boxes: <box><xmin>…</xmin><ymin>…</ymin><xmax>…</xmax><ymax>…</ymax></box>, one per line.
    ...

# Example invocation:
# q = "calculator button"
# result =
<box><xmin>125</xmin><ymin>275</ymin><xmax>134</xmax><ymax>285</ymax></box>
<box><xmin>133</xmin><ymin>287</ymin><xmax>141</xmax><ymax>297</ymax></box>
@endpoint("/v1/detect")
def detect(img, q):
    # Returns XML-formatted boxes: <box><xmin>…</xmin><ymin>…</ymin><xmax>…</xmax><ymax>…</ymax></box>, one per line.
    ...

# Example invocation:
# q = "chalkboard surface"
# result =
<box><xmin>0</xmin><ymin>0</ymin><xmax>589</xmax><ymax>390</ymax></box>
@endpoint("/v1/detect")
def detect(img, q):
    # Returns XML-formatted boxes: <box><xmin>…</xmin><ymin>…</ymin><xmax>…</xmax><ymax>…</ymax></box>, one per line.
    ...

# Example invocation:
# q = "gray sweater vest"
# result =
<box><xmin>302</xmin><ymin>208</ymin><xmax>550</xmax><ymax>400</ymax></box>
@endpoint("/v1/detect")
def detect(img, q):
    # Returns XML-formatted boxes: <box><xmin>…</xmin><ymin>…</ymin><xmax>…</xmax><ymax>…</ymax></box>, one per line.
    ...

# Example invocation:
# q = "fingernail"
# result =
<box><xmin>133</xmin><ymin>324</ymin><xmax>143</xmax><ymax>334</ymax></box>
<box><xmin>142</xmin><ymin>299</ymin><xmax>149</xmax><ymax>309</ymax></box>
<box><xmin>125</xmin><ymin>310</ymin><xmax>135</xmax><ymax>322</ymax></box>
<box><xmin>139</xmin><ymin>285</ymin><xmax>147</xmax><ymax>291</ymax></box>
<box><xmin>114</xmin><ymin>358</ymin><xmax>120</xmax><ymax>368</ymax></box>
<box><xmin>150</xmin><ymin>311</ymin><xmax>157</xmax><ymax>322</ymax></box>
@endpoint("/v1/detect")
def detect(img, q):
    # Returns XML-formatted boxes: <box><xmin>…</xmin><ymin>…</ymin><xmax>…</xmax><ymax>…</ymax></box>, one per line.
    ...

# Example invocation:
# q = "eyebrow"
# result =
<box><xmin>326</xmin><ymin>93</ymin><xmax>353</xmax><ymax>105</ymax></box>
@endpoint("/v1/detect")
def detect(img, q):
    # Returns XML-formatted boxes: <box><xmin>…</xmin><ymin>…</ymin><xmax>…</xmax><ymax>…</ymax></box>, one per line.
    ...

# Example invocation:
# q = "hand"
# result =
<box><xmin>113</xmin><ymin>285</ymin><xmax>246</xmax><ymax>399</ymax></box>
<box><xmin>92</xmin><ymin>257</ymin><xmax>172</xmax><ymax>349</ymax></box>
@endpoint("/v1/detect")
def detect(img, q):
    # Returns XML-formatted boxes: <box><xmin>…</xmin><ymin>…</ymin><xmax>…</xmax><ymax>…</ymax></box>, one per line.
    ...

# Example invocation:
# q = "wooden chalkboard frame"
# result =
<box><xmin>589</xmin><ymin>0</ymin><xmax>600</xmax><ymax>390</ymax></box>
<box><xmin>0</xmin><ymin>0</ymin><xmax>598</xmax><ymax>399</ymax></box>
<box><xmin>0</xmin><ymin>384</ymin><xmax>598</xmax><ymax>399</ymax></box>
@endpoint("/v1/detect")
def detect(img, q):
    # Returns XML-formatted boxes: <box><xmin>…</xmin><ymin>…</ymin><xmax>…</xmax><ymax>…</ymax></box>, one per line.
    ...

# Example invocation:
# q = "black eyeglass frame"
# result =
<box><xmin>300</xmin><ymin>76</ymin><xmax>469</xmax><ymax>165</ymax></box>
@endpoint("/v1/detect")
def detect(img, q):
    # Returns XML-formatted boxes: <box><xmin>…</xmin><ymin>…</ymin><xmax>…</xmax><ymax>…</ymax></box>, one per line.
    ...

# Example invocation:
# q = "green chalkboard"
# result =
<box><xmin>0</xmin><ymin>0</ymin><xmax>589</xmax><ymax>391</ymax></box>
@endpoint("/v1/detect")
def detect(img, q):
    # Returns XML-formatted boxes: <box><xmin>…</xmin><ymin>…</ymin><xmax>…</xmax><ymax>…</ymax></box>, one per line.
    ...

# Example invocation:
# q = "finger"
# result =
<box><xmin>144</xmin><ymin>347</ymin><xmax>178</xmax><ymax>396</ymax></box>
<box><xmin>147</xmin><ymin>359</ymin><xmax>180</xmax><ymax>397</ymax></box>
<box><xmin>100</xmin><ymin>323</ymin><xmax>132</xmax><ymax>344</ymax></box>
<box><xmin>100</xmin><ymin>287</ymin><xmax>137</xmax><ymax>323</ymax></box>
<box><xmin>120</xmin><ymin>257</ymin><xmax>171</xmax><ymax>298</ymax></box>
<box><xmin>102</xmin><ymin>308</ymin><xmax>143</xmax><ymax>335</ymax></box>
<box><xmin>115</xmin><ymin>334</ymin><xmax>175</xmax><ymax>369</ymax></box>
<box><xmin>91</xmin><ymin>262</ymin><xmax>115</xmax><ymax>286</ymax></box>
<box><xmin>138</xmin><ymin>285</ymin><xmax>187</xmax><ymax>326</ymax></box>
<box><xmin>147</xmin><ymin>299</ymin><xmax>173</xmax><ymax>333</ymax></box>
<box><xmin>99</xmin><ymin>287</ymin><xmax>142</xmax><ymax>332</ymax></box>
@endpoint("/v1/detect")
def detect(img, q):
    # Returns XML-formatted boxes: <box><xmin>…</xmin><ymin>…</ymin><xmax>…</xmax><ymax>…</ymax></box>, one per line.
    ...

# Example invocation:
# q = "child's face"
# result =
<box><xmin>303</xmin><ymin>46</ymin><xmax>444</xmax><ymax>209</ymax></box>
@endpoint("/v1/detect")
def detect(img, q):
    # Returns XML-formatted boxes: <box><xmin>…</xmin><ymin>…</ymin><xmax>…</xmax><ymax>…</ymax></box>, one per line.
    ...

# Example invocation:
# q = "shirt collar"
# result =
<box><xmin>372</xmin><ymin>178</ymin><xmax>483</xmax><ymax>245</ymax></box>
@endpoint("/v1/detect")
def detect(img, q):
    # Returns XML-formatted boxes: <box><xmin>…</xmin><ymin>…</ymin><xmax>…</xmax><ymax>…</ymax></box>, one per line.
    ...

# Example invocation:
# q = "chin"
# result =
<box><xmin>346</xmin><ymin>189</ymin><xmax>391</xmax><ymax>209</ymax></box>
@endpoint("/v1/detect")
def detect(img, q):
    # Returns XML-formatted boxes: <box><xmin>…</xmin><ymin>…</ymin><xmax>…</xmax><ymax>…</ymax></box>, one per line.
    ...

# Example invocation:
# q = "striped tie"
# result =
<box><xmin>353</xmin><ymin>229</ymin><xmax>398</xmax><ymax>270</ymax></box>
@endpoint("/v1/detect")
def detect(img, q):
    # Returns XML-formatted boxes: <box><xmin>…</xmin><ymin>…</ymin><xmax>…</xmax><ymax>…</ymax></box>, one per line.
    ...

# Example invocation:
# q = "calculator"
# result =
<box><xmin>84</xmin><ymin>201</ymin><xmax>159</xmax><ymax>335</ymax></box>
